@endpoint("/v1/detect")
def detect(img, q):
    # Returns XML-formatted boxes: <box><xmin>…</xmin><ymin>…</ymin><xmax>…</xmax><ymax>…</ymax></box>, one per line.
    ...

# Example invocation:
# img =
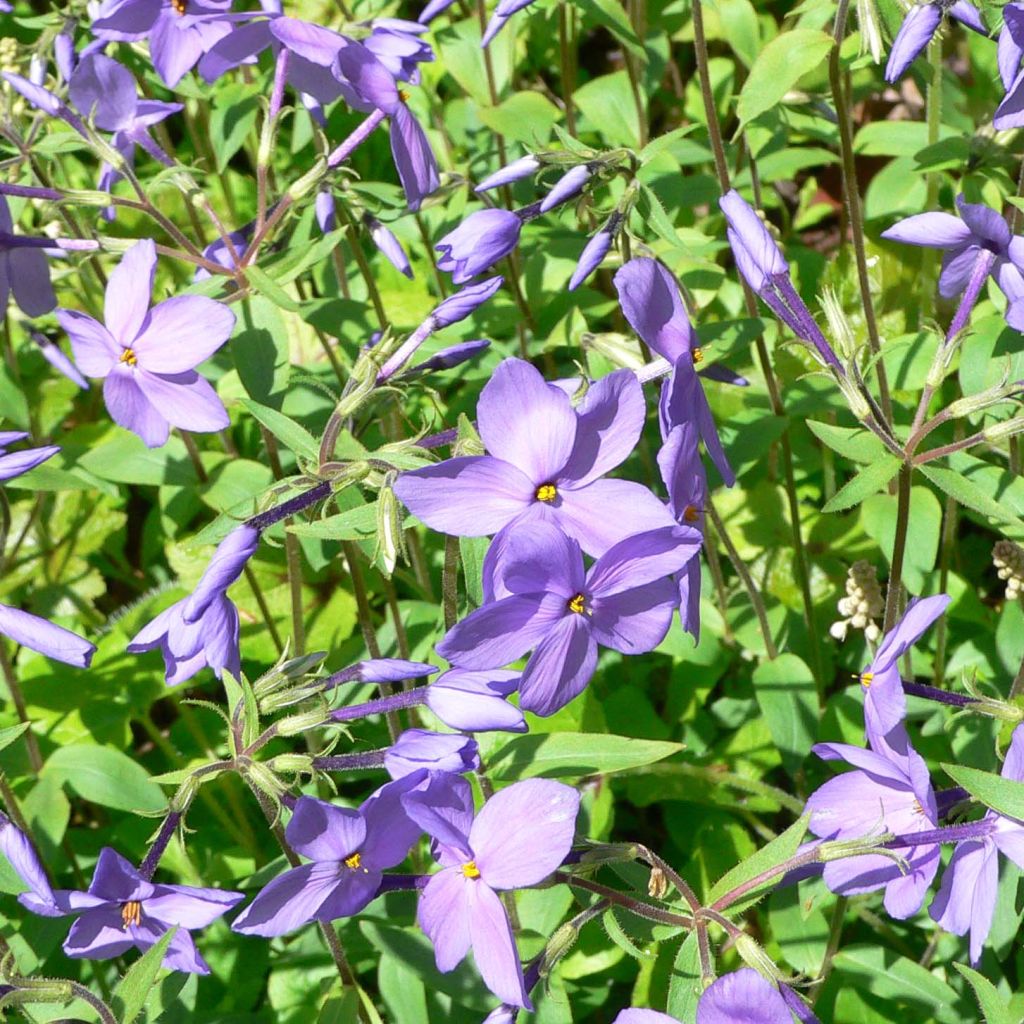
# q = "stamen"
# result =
<box><xmin>568</xmin><ymin>593</ymin><xmax>586</xmax><ymax>614</ymax></box>
<box><xmin>535</xmin><ymin>483</ymin><xmax>557</xmax><ymax>503</ymax></box>
<box><xmin>344</xmin><ymin>852</ymin><xmax>364</xmax><ymax>871</ymax></box>
<box><xmin>912</xmin><ymin>800</ymin><xmax>925</xmax><ymax>816</ymax></box>
<box><xmin>170</xmin><ymin>0</ymin><xmax>188</xmax><ymax>13</ymax></box>
<box><xmin>683</xmin><ymin>505</ymin><xmax>700</xmax><ymax>523</ymax></box>
<box><xmin>860</xmin><ymin>671</ymin><xmax>874</xmax><ymax>687</ymax></box>
<box><xmin>462</xmin><ymin>860</ymin><xmax>480</xmax><ymax>879</ymax></box>
<box><xmin>692</xmin><ymin>347</ymin><xmax>704</xmax><ymax>363</ymax></box>
<box><xmin>119</xmin><ymin>348</ymin><xmax>138</xmax><ymax>366</ymax></box>
<box><xmin>121</xmin><ymin>900</ymin><xmax>142</xmax><ymax>929</ymax></box>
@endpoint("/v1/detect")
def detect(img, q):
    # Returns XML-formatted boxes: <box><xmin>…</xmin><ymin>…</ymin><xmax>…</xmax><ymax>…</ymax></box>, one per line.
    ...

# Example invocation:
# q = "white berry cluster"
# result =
<box><xmin>994</xmin><ymin>540</ymin><xmax>1024</xmax><ymax>602</ymax></box>
<box><xmin>829</xmin><ymin>560</ymin><xmax>884</xmax><ymax>642</ymax></box>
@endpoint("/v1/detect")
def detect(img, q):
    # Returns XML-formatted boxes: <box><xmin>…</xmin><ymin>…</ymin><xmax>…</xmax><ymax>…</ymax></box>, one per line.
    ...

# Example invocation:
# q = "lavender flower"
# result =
<box><xmin>389</xmin><ymin>102</ymin><xmax>440</xmax><ymax>212</ymax></box>
<box><xmin>930</xmin><ymin>724</ymin><xmax>1024</xmax><ymax>963</ymax></box>
<box><xmin>696</xmin><ymin>969</ymin><xmax>820</xmax><ymax>1024</ymax></box>
<box><xmin>807</xmin><ymin>725</ymin><xmax>940</xmax><ymax>919</ymax></box>
<box><xmin>128</xmin><ymin>524</ymin><xmax>258</xmax><ymax>686</ymax></box>
<box><xmin>365</xmin><ymin>214</ymin><xmax>413</xmax><ymax>278</ymax></box>
<box><xmin>404</xmin><ymin>778</ymin><xmax>580</xmax><ymax>1007</ymax></box>
<box><xmin>9</xmin><ymin>841</ymin><xmax>242</xmax><ymax>973</ymax></box>
<box><xmin>0</xmin><ymin>197</ymin><xmax>58</xmax><ymax>318</ymax></box>
<box><xmin>539</xmin><ymin>164</ymin><xmax>592</xmax><ymax>213</ymax></box>
<box><xmin>436</xmin><ymin>209</ymin><xmax>522</xmax><ymax>283</ymax></box>
<box><xmin>481</xmin><ymin>0</ymin><xmax>536</xmax><ymax>47</ymax></box>
<box><xmin>856</xmin><ymin>594</ymin><xmax>951</xmax><ymax>752</ymax></box>
<box><xmin>232</xmin><ymin>781</ymin><xmax>422</xmax><ymax>936</ymax></box>
<box><xmin>476</xmin><ymin>155</ymin><xmax>541</xmax><ymax>193</ymax></box>
<box><xmin>438</xmin><ymin>522</ymin><xmax>699</xmax><ymax>716</ymax></box>
<box><xmin>92</xmin><ymin>0</ymin><xmax>236</xmax><ymax>88</ymax></box>
<box><xmin>881</xmin><ymin>196</ymin><xmax>1024</xmax><ymax>302</ymax></box>
<box><xmin>363</xmin><ymin>17</ymin><xmax>434</xmax><ymax>82</ymax></box>
<box><xmin>57</xmin><ymin>239</ymin><xmax>235</xmax><ymax>448</ymax></box>
<box><xmin>426</xmin><ymin>669</ymin><xmax>525</xmax><ymax>732</ymax></box>
<box><xmin>885</xmin><ymin>1</ymin><xmax>984</xmax><ymax>82</ymax></box>
<box><xmin>432</xmin><ymin>276</ymin><xmax>504</xmax><ymax>326</ymax></box>
<box><xmin>0</xmin><ymin>432</ymin><xmax>59</xmax><ymax>482</ymax></box>
<box><xmin>385</xmin><ymin>728</ymin><xmax>480</xmax><ymax>779</ymax></box>
<box><xmin>614</xmin><ymin>257</ymin><xmax>736</xmax><ymax>485</ymax></box>
<box><xmin>0</xmin><ymin>603</ymin><xmax>96</xmax><ymax>667</ymax></box>
<box><xmin>395</xmin><ymin>358</ymin><xmax>676</xmax><ymax>556</ymax></box>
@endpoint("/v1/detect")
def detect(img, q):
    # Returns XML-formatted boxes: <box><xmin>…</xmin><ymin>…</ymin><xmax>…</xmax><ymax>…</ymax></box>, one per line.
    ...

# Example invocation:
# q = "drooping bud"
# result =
<box><xmin>994</xmin><ymin>539</ymin><xmax>1024</xmax><ymax>601</ymax></box>
<box><xmin>830</xmin><ymin>560</ymin><xmax>884</xmax><ymax>643</ymax></box>
<box><xmin>374</xmin><ymin>478</ymin><xmax>409</xmax><ymax>577</ymax></box>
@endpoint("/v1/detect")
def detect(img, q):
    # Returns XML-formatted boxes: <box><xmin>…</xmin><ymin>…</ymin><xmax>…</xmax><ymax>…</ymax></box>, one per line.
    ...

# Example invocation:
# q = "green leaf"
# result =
<box><xmin>0</xmin><ymin>722</ymin><xmax>30</xmax><ymax>754</ymax></box>
<box><xmin>43</xmin><ymin>746</ymin><xmax>167</xmax><ymax>813</ymax></box>
<box><xmin>706</xmin><ymin>814</ymin><xmax>810</xmax><ymax>909</ymax></box>
<box><xmin>821</xmin><ymin>454</ymin><xmax>902</xmax><ymax>513</ymax></box>
<box><xmin>574</xmin><ymin>72</ymin><xmax>642</xmax><ymax>148</ymax></box>
<box><xmin>574</xmin><ymin>0</ymin><xmax>645</xmax><ymax>60</ymax></box>
<box><xmin>234</xmin><ymin>295</ymin><xmax>292</xmax><ymax>408</ymax></box>
<box><xmin>953</xmin><ymin>963</ymin><xmax>1017</xmax><ymax>1024</ymax></box>
<box><xmin>485</xmin><ymin>732</ymin><xmax>681</xmax><ymax>780</ymax></box>
<box><xmin>78</xmin><ymin>434</ymin><xmax>196</xmax><ymax>487</ymax></box>
<box><xmin>665</xmin><ymin>932</ymin><xmax>701</xmax><ymax>1022</ymax></box>
<box><xmin>289</xmin><ymin>503</ymin><xmax>379</xmax><ymax>541</ymax></box>
<box><xmin>861</xmin><ymin>485</ymin><xmax>942</xmax><ymax>592</ymax></box>
<box><xmin>112</xmin><ymin>926</ymin><xmax>177</xmax><ymax>1024</ymax></box>
<box><xmin>942</xmin><ymin>763</ymin><xmax>1024</xmax><ymax>821</ymax></box>
<box><xmin>478</xmin><ymin>91</ymin><xmax>561</xmax><ymax>146</ymax></box>
<box><xmin>736</xmin><ymin>30</ymin><xmax>834</xmax><ymax>128</ymax></box>
<box><xmin>244</xmin><ymin>265</ymin><xmax>302</xmax><ymax>313</ymax></box>
<box><xmin>239</xmin><ymin>398</ymin><xmax>320</xmax><ymax>463</ymax></box>
<box><xmin>917</xmin><ymin>463</ymin><xmax>1024</xmax><ymax>531</ymax></box>
<box><xmin>806</xmin><ymin>420</ymin><xmax>887</xmax><ymax>464</ymax></box>
<box><xmin>752</xmin><ymin>655</ymin><xmax>819</xmax><ymax>779</ymax></box>
<box><xmin>209</xmin><ymin>82</ymin><xmax>259</xmax><ymax>174</ymax></box>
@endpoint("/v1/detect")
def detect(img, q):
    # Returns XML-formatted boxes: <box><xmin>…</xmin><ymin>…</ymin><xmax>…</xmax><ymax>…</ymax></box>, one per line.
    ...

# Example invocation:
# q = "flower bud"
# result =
<box><xmin>287</xmin><ymin>156</ymin><xmax>327</xmax><ymax>201</ymax></box>
<box><xmin>374</xmin><ymin>481</ymin><xmax>408</xmax><ymax>577</ymax></box>
<box><xmin>267</xmin><ymin>753</ymin><xmax>315</xmax><ymax>775</ymax></box>
<box><xmin>541</xmin><ymin>921</ymin><xmax>580</xmax><ymax>975</ymax></box>
<box><xmin>984</xmin><ymin>416</ymin><xmax>1024</xmax><ymax>443</ymax></box>
<box><xmin>475</xmin><ymin>154</ymin><xmax>540</xmax><ymax>192</ymax></box>
<box><xmin>819</xmin><ymin>286</ymin><xmax>856</xmax><ymax>361</ymax></box>
<box><xmin>276</xmin><ymin>707</ymin><xmax>330</xmax><ymax>737</ymax></box>
<box><xmin>733</xmin><ymin>933</ymin><xmax>785</xmax><ymax>983</ymax></box>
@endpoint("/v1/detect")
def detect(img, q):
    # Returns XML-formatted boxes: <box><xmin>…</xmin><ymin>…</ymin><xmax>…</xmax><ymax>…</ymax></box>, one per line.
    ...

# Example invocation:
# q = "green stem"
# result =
<box><xmin>0</xmin><ymin>642</ymin><xmax>42</xmax><ymax>772</ymax></box>
<box><xmin>882</xmin><ymin>463</ymin><xmax>913</xmax><ymax>633</ymax></box>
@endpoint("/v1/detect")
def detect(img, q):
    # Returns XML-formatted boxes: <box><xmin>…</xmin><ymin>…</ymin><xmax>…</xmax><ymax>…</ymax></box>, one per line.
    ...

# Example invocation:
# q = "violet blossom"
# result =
<box><xmin>806</xmin><ymin>724</ymin><xmax>941</xmax><ymax>919</ymax></box>
<box><xmin>394</xmin><ymin>358</ymin><xmax>676</xmax><ymax>556</ymax></box>
<box><xmin>476</xmin><ymin>155</ymin><xmax>541</xmax><ymax>193</ymax></box>
<box><xmin>569</xmin><ymin>211</ymin><xmax>622</xmax><ymax>291</ymax></box>
<box><xmin>0</xmin><ymin>196</ymin><xmax>58</xmax><ymax>318</ymax></box>
<box><xmin>232</xmin><ymin>781</ymin><xmax>424</xmax><ymax>935</ymax></box>
<box><xmin>884</xmin><ymin>1</ymin><xmax>985</xmax><ymax>83</ymax></box>
<box><xmin>0</xmin><ymin>431</ymin><xmax>59</xmax><ymax>482</ymax></box>
<box><xmin>404</xmin><ymin>777</ymin><xmax>580</xmax><ymax>1007</ymax></box>
<box><xmin>8</xmin><ymin>839</ymin><xmax>242</xmax><ymax>973</ymax></box>
<box><xmin>57</xmin><ymin>239</ymin><xmax>235</xmax><ymax>448</ymax></box>
<box><xmin>127</xmin><ymin>523</ymin><xmax>257</xmax><ymax>686</ymax></box>
<box><xmin>930</xmin><ymin>724</ymin><xmax>1024</xmax><ymax>963</ymax></box>
<box><xmin>613</xmin><ymin>257</ymin><xmax>736</xmax><ymax>485</ymax></box>
<box><xmin>437</xmin><ymin>521</ymin><xmax>700</xmax><ymax>716</ymax></box>
<box><xmin>384</xmin><ymin>728</ymin><xmax>480</xmax><ymax>779</ymax></box>
<box><xmin>695</xmin><ymin>968</ymin><xmax>820</xmax><ymax>1024</ymax></box>
<box><xmin>436</xmin><ymin>209</ymin><xmax>522</xmax><ymax>283</ymax></box>
<box><xmin>363</xmin><ymin>17</ymin><xmax>434</xmax><ymax>82</ymax></box>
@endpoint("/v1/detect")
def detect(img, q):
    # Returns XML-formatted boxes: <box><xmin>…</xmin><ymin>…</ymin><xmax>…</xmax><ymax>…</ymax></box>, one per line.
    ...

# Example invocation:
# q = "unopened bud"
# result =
<box><xmin>541</xmin><ymin>922</ymin><xmax>579</xmax><ymax>975</ymax></box>
<box><xmin>819</xmin><ymin>286</ymin><xmax>855</xmax><ymax>361</ymax></box>
<box><xmin>838</xmin><ymin>376</ymin><xmax>872</xmax><ymax>421</ymax></box>
<box><xmin>734</xmin><ymin>934</ymin><xmax>784</xmax><ymax>983</ymax></box>
<box><xmin>267</xmin><ymin>753</ymin><xmax>315</xmax><ymax>775</ymax></box>
<box><xmin>252</xmin><ymin>650</ymin><xmax>327</xmax><ymax>698</ymax></box>
<box><xmin>984</xmin><ymin>416</ymin><xmax>1024</xmax><ymax>443</ymax></box>
<box><xmin>374</xmin><ymin>482</ymin><xmax>408</xmax><ymax>577</ymax></box>
<box><xmin>63</xmin><ymin>188</ymin><xmax>114</xmax><ymax>207</ymax></box>
<box><xmin>817</xmin><ymin>833</ymin><xmax>906</xmax><ymax>870</ymax></box>
<box><xmin>287</xmin><ymin>156</ymin><xmax>327</xmax><ymax>201</ymax></box>
<box><xmin>276</xmin><ymin>707</ymin><xmax>330</xmax><ymax>737</ymax></box>
<box><xmin>454</xmin><ymin>413</ymin><xmax>484</xmax><ymax>456</ymax></box>
<box><xmin>994</xmin><ymin>539</ymin><xmax>1024</xmax><ymax>601</ymax></box>
<box><xmin>258</xmin><ymin>107</ymin><xmax>277</xmax><ymax>167</ymax></box>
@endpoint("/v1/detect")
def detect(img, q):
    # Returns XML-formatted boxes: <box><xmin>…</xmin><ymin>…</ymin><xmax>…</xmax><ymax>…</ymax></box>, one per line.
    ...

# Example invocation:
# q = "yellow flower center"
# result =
<box><xmin>683</xmin><ymin>505</ymin><xmax>700</xmax><ymax>523</ymax></box>
<box><xmin>462</xmin><ymin>860</ymin><xmax>481</xmax><ymax>879</ymax></box>
<box><xmin>568</xmin><ymin>593</ymin><xmax>586</xmax><ymax>614</ymax></box>
<box><xmin>535</xmin><ymin>483</ymin><xmax>558</xmax><ymax>503</ymax></box>
<box><xmin>692</xmin><ymin>347</ymin><xmax>704</xmax><ymax>363</ymax></box>
<box><xmin>119</xmin><ymin>348</ymin><xmax>138</xmax><ymax>366</ymax></box>
<box><xmin>121</xmin><ymin>900</ymin><xmax>142</xmax><ymax>929</ymax></box>
<box><xmin>170</xmin><ymin>0</ymin><xmax>188</xmax><ymax>14</ymax></box>
<box><xmin>912</xmin><ymin>800</ymin><xmax>925</xmax><ymax>816</ymax></box>
<box><xmin>860</xmin><ymin>671</ymin><xmax>874</xmax><ymax>687</ymax></box>
<box><xmin>344</xmin><ymin>852</ymin><xmax>363</xmax><ymax>871</ymax></box>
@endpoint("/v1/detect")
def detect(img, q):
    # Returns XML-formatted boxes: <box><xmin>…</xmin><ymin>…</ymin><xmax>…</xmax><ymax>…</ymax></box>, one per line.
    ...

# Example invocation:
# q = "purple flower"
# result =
<box><xmin>363</xmin><ymin>18</ymin><xmax>434</xmax><ymax>82</ymax></box>
<box><xmin>856</xmin><ymin>594</ymin><xmax>951</xmax><ymax>752</ymax></box>
<box><xmin>426</xmin><ymin>668</ymin><xmax>526</xmax><ymax>732</ymax></box>
<box><xmin>438</xmin><ymin>521</ymin><xmax>699</xmax><ymax>716</ymax></box>
<box><xmin>366</xmin><ymin>214</ymin><xmax>413</xmax><ymax>278</ymax></box>
<box><xmin>0</xmin><ymin>432</ymin><xmax>59</xmax><ymax>482</ymax></box>
<box><xmin>405</xmin><ymin>778</ymin><xmax>580</xmax><ymax>1007</ymax></box>
<box><xmin>885</xmin><ymin>1</ymin><xmax>984</xmax><ymax>82</ymax></box>
<box><xmin>695</xmin><ymin>968</ymin><xmax>819</xmax><ymax>1024</ymax></box>
<box><xmin>539</xmin><ymin>164</ymin><xmax>591</xmax><ymax>213</ymax></box>
<box><xmin>390</xmin><ymin>103</ymin><xmax>441</xmax><ymax>212</ymax></box>
<box><xmin>92</xmin><ymin>0</ymin><xmax>235</xmax><ymax>88</ymax></box>
<box><xmin>476</xmin><ymin>155</ymin><xmax>540</xmax><ymax>193</ymax></box>
<box><xmin>385</xmin><ymin>728</ymin><xmax>480</xmax><ymax>779</ymax></box>
<box><xmin>32</xmin><ymin>333</ymin><xmax>89</xmax><ymax>389</ymax></box>
<box><xmin>613</xmin><ymin>1012</ymin><xmax>679</xmax><ymax>1024</ymax></box>
<box><xmin>614</xmin><ymin>258</ymin><xmax>736</xmax><ymax>486</ymax></box>
<box><xmin>881</xmin><ymin>196</ymin><xmax>1024</xmax><ymax>302</ymax></box>
<box><xmin>0</xmin><ymin>603</ymin><xmax>96</xmax><ymax>667</ymax></box>
<box><xmin>481</xmin><ymin>0</ymin><xmax>536</xmax><ymax>47</ymax></box>
<box><xmin>68</xmin><ymin>54</ymin><xmax>181</xmax><ymax>212</ymax></box>
<box><xmin>232</xmin><ymin>782</ymin><xmax>423</xmax><ymax>935</ymax></box>
<box><xmin>57</xmin><ymin>239</ymin><xmax>234</xmax><ymax>448</ymax></box>
<box><xmin>718</xmin><ymin>191</ymin><xmax>843</xmax><ymax>373</ymax></box>
<box><xmin>403</xmin><ymin>339</ymin><xmax>490</xmax><ymax>378</ymax></box>
<box><xmin>128</xmin><ymin>525</ymin><xmax>257</xmax><ymax>686</ymax></box>
<box><xmin>436</xmin><ymin>209</ymin><xmax>522</xmax><ymax>283</ymax></box>
<box><xmin>0</xmin><ymin>197</ymin><xmax>58</xmax><ymax>317</ymax></box>
<box><xmin>432</xmin><ymin>276</ymin><xmax>504</xmax><ymax>326</ymax></box>
<box><xmin>569</xmin><ymin>212</ymin><xmax>620</xmax><ymax>291</ymax></box>
<box><xmin>657</xmin><ymin>422</ymin><xmax>706</xmax><ymax>641</ymax></box>
<box><xmin>395</xmin><ymin>358</ymin><xmax>675</xmax><ymax>556</ymax></box>
<box><xmin>930</xmin><ymin>724</ymin><xmax>1024</xmax><ymax>963</ymax></box>
<box><xmin>999</xmin><ymin>4</ymin><xmax>1024</xmax><ymax>89</ymax></box>
<box><xmin>10</xmin><ymin>842</ymin><xmax>242</xmax><ymax>973</ymax></box>
<box><xmin>806</xmin><ymin>726</ymin><xmax>940</xmax><ymax>919</ymax></box>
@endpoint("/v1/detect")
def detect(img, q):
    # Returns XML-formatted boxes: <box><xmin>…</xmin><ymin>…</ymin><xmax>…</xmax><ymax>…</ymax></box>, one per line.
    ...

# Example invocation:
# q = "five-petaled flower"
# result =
<box><xmin>57</xmin><ymin>239</ymin><xmax>235</xmax><ymax>448</ymax></box>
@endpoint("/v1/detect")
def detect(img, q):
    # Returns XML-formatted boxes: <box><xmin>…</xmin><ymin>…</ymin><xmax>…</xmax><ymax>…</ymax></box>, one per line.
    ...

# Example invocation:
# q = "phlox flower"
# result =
<box><xmin>806</xmin><ymin>724</ymin><xmax>940</xmax><ymax>919</ymax></box>
<box><xmin>384</xmin><ymin>728</ymin><xmax>480</xmax><ymax>779</ymax></box>
<box><xmin>884</xmin><ymin>1</ymin><xmax>984</xmax><ymax>83</ymax></box>
<box><xmin>930</xmin><ymin>724</ymin><xmax>1024</xmax><ymax>963</ymax></box>
<box><xmin>3</xmin><ymin>829</ymin><xmax>242</xmax><ymax>974</ymax></box>
<box><xmin>695</xmin><ymin>968</ymin><xmax>820</xmax><ymax>1023</ymax></box>
<box><xmin>232</xmin><ymin>779</ymin><xmax>425</xmax><ymax>936</ymax></box>
<box><xmin>58</xmin><ymin>239</ymin><xmax>235</xmax><ymax>448</ymax></box>
<box><xmin>437</xmin><ymin>521</ymin><xmax>700</xmax><ymax>716</ymax></box>
<box><xmin>403</xmin><ymin>777</ymin><xmax>580</xmax><ymax>1007</ymax></box>
<box><xmin>395</xmin><ymin>357</ymin><xmax>675</xmax><ymax>557</ymax></box>
<box><xmin>436</xmin><ymin>209</ymin><xmax>522</xmax><ymax>283</ymax></box>
<box><xmin>0</xmin><ymin>196</ymin><xmax>58</xmax><ymax>317</ymax></box>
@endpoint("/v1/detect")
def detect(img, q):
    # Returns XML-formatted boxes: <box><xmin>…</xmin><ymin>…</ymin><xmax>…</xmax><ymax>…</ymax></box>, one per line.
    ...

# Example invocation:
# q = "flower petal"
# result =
<box><xmin>696</xmin><ymin>968</ymin><xmax>793</xmax><ymax>1024</ymax></box>
<box><xmin>880</xmin><ymin>212</ymin><xmax>972</xmax><ymax>250</ymax></box>
<box><xmin>587</xmin><ymin>525</ymin><xmax>701</xmax><ymax>597</ymax></box>
<box><xmin>103</xmin><ymin>366</ymin><xmax>170</xmax><ymax>447</ymax></box>
<box><xmin>588</xmin><ymin>578</ymin><xmax>679</xmax><ymax>654</ymax></box>
<box><xmin>57</xmin><ymin>309</ymin><xmax>120</xmax><ymax>377</ymax></box>
<box><xmin>482</xmin><ymin>519</ymin><xmax>583</xmax><ymax>602</ymax></box>
<box><xmin>929</xmin><ymin>839</ymin><xmax>998</xmax><ymax>964</ymax></box>
<box><xmin>613</xmin><ymin>257</ymin><xmax>694</xmax><ymax>363</ymax></box>
<box><xmin>231</xmin><ymin>862</ymin><xmax>344</xmax><ymax>936</ymax></box>
<box><xmin>517</xmin><ymin>613</ymin><xmax>598</xmax><ymax>717</ymax></box>
<box><xmin>105</xmin><ymin>238</ymin><xmax>155</xmax><ymax>345</ymax></box>
<box><xmin>63</xmin><ymin>907</ymin><xmax>136</xmax><ymax>961</ymax></box>
<box><xmin>477</xmin><ymin>359</ymin><xmax>578</xmax><ymax>484</ymax></box>
<box><xmin>285</xmin><ymin>797</ymin><xmax>366</xmax><ymax>863</ymax></box>
<box><xmin>0</xmin><ymin>602</ymin><xmax>96</xmax><ymax>667</ymax></box>
<box><xmin>135</xmin><ymin>369</ymin><xmax>229</xmax><ymax>433</ymax></box>
<box><xmin>8</xmin><ymin>248</ymin><xmax>56</xmax><ymax>317</ymax></box>
<box><xmin>418</xmin><ymin>867</ymin><xmax>472</xmax><ymax>972</ymax></box>
<box><xmin>144</xmin><ymin>884</ymin><xmax>243</xmax><ymax>928</ymax></box>
<box><xmin>468</xmin><ymin>882</ymin><xmax>530</xmax><ymax>1008</ymax></box>
<box><xmin>133</xmin><ymin>295</ymin><xmax>235</xmax><ymax>372</ymax></box>
<box><xmin>471</xmin><ymin>779</ymin><xmax>580</xmax><ymax>889</ymax></box>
